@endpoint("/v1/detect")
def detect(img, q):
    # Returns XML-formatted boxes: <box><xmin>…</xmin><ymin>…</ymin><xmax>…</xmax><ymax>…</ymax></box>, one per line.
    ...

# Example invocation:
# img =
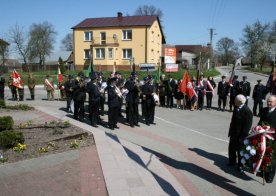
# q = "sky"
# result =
<box><xmin>1</xmin><ymin>0</ymin><xmax>276</xmax><ymax>58</ymax></box>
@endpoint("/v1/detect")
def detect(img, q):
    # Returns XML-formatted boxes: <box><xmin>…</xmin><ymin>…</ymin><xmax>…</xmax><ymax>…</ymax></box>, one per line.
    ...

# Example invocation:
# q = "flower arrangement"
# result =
<box><xmin>240</xmin><ymin>125</ymin><xmax>275</xmax><ymax>175</ymax></box>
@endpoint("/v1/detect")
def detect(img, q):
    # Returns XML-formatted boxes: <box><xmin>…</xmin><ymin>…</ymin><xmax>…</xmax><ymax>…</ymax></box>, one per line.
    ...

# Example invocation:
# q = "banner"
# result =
<box><xmin>179</xmin><ymin>71</ymin><xmax>196</xmax><ymax>99</ymax></box>
<box><xmin>12</xmin><ymin>69</ymin><xmax>24</xmax><ymax>89</ymax></box>
<box><xmin>57</xmin><ymin>67</ymin><xmax>63</xmax><ymax>83</ymax></box>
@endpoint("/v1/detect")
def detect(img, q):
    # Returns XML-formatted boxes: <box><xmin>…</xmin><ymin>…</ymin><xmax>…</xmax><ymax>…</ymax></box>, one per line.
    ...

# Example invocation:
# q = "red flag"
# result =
<box><xmin>57</xmin><ymin>67</ymin><xmax>63</xmax><ymax>83</ymax></box>
<box><xmin>179</xmin><ymin>71</ymin><xmax>195</xmax><ymax>99</ymax></box>
<box><xmin>12</xmin><ymin>69</ymin><xmax>24</xmax><ymax>89</ymax></box>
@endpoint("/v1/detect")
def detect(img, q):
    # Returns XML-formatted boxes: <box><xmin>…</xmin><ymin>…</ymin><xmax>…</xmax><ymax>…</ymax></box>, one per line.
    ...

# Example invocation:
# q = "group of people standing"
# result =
<box><xmin>60</xmin><ymin>71</ymin><xmax>157</xmax><ymax>130</ymax></box>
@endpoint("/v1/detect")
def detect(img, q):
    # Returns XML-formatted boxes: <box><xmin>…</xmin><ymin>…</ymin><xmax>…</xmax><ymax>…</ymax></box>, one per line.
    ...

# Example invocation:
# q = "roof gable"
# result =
<box><xmin>72</xmin><ymin>15</ymin><xmax>158</xmax><ymax>29</ymax></box>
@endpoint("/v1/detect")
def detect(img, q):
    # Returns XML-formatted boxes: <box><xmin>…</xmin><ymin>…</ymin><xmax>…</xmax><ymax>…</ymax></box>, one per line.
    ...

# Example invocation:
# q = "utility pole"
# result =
<box><xmin>209</xmin><ymin>28</ymin><xmax>216</xmax><ymax>47</ymax></box>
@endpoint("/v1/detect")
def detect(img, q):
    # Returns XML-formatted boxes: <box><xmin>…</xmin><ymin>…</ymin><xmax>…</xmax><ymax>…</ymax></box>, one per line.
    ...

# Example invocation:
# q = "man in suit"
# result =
<box><xmin>258</xmin><ymin>95</ymin><xmax>276</xmax><ymax>183</ymax></box>
<box><xmin>166</xmin><ymin>75</ymin><xmax>176</xmax><ymax>108</ymax></box>
<box><xmin>217</xmin><ymin>75</ymin><xmax>229</xmax><ymax>111</ymax></box>
<box><xmin>229</xmin><ymin>75</ymin><xmax>239</xmax><ymax>111</ymax></box>
<box><xmin>239</xmin><ymin>76</ymin><xmax>251</xmax><ymax>105</ymax></box>
<box><xmin>252</xmin><ymin>79</ymin><xmax>267</xmax><ymax>116</ymax></box>
<box><xmin>228</xmin><ymin>94</ymin><xmax>253</xmax><ymax>171</ymax></box>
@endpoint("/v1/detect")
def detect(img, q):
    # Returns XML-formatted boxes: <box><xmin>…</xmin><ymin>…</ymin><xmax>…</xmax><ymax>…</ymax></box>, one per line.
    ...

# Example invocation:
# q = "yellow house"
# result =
<box><xmin>72</xmin><ymin>12</ymin><xmax>166</xmax><ymax>71</ymax></box>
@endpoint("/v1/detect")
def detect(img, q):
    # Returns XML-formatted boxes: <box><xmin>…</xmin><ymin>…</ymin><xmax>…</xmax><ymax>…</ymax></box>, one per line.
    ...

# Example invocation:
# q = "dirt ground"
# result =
<box><xmin>0</xmin><ymin>109</ymin><xmax>95</xmax><ymax>164</ymax></box>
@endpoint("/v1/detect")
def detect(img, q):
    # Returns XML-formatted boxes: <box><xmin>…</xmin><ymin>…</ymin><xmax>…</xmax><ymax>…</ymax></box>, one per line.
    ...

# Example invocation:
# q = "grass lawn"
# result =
<box><xmin>244</xmin><ymin>66</ymin><xmax>272</xmax><ymax>75</ymax></box>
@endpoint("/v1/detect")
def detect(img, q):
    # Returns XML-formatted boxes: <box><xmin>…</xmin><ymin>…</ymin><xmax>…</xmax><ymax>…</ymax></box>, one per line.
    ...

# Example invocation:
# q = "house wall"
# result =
<box><xmin>73</xmin><ymin>20</ymin><xmax>163</xmax><ymax>71</ymax></box>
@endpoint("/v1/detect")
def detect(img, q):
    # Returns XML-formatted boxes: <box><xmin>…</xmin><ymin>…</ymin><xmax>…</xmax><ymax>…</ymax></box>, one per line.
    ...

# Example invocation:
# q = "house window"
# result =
<box><xmin>101</xmin><ymin>32</ymin><xmax>106</xmax><ymax>44</ymax></box>
<box><xmin>192</xmin><ymin>58</ymin><xmax>197</xmax><ymax>65</ymax></box>
<box><xmin>108</xmin><ymin>48</ymin><xmax>113</xmax><ymax>59</ymax></box>
<box><xmin>84</xmin><ymin>49</ymin><xmax>91</xmax><ymax>59</ymax></box>
<box><xmin>122</xmin><ymin>49</ymin><xmax>132</xmax><ymax>59</ymax></box>
<box><xmin>84</xmin><ymin>31</ymin><xmax>93</xmax><ymax>41</ymax></box>
<box><xmin>122</xmin><ymin>30</ymin><xmax>132</xmax><ymax>40</ymax></box>
<box><xmin>95</xmin><ymin>48</ymin><xmax>105</xmax><ymax>59</ymax></box>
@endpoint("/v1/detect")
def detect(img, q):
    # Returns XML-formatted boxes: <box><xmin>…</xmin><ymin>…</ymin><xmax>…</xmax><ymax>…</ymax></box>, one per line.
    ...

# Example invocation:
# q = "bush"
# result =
<box><xmin>0</xmin><ymin>116</ymin><xmax>14</xmax><ymax>132</ymax></box>
<box><xmin>0</xmin><ymin>130</ymin><xmax>24</xmax><ymax>148</ymax></box>
<box><xmin>6</xmin><ymin>104</ymin><xmax>34</xmax><ymax>111</ymax></box>
<box><xmin>0</xmin><ymin>99</ymin><xmax>5</xmax><ymax>108</ymax></box>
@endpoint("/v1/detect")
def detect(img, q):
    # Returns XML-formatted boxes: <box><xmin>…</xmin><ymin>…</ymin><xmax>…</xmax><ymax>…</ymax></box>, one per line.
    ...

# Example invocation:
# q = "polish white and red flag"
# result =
<box><xmin>57</xmin><ymin>67</ymin><xmax>63</xmax><ymax>83</ymax></box>
<box><xmin>12</xmin><ymin>69</ymin><xmax>24</xmax><ymax>89</ymax></box>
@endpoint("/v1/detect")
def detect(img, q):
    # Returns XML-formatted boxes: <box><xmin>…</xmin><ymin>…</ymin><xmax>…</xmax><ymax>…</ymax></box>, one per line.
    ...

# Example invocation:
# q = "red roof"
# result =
<box><xmin>72</xmin><ymin>15</ymin><xmax>158</xmax><ymax>29</ymax></box>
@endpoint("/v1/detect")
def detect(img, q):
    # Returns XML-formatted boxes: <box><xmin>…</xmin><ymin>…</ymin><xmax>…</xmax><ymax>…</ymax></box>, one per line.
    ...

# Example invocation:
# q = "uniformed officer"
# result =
<box><xmin>252</xmin><ymin>79</ymin><xmax>267</xmax><ymax>116</ymax></box>
<box><xmin>107</xmin><ymin>77</ymin><xmax>121</xmax><ymax>130</ymax></box>
<box><xmin>124</xmin><ymin>72</ymin><xmax>140</xmax><ymax>127</ymax></box>
<box><xmin>141</xmin><ymin>76</ymin><xmax>155</xmax><ymax>125</ymax></box>
<box><xmin>165</xmin><ymin>75</ymin><xmax>176</xmax><ymax>108</ymax></box>
<box><xmin>86</xmin><ymin>72</ymin><xmax>101</xmax><ymax>126</ymax></box>
<box><xmin>229</xmin><ymin>75</ymin><xmax>239</xmax><ymax>111</ymax></box>
<box><xmin>97</xmin><ymin>72</ymin><xmax>106</xmax><ymax>116</ymax></box>
<box><xmin>72</xmin><ymin>73</ymin><xmax>86</xmax><ymax>121</ymax></box>
<box><xmin>217</xmin><ymin>75</ymin><xmax>229</xmax><ymax>111</ymax></box>
<box><xmin>158</xmin><ymin>74</ymin><xmax>166</xmax><ymax>107</ymax></box>
<box><xmin>239</xmin><ymin>76</ymin><xmax>251</xmax><ymax>105</ymax></box>
<box><xmin>28</xmin><ymin>73</ymin><xmax>36</xmax><ymax>100</ymax></box>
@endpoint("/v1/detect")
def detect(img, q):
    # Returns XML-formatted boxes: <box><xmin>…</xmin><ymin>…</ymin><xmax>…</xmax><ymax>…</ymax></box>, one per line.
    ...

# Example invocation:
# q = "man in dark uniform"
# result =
<box><xmin>228</xmin><ymin>94</ymin><xmax>253</xmax><ymax>171</ymax></box>
<box><xmin>124</xmin><ymin>72</ymin><xmax>140</xmax><ymax>127</ymax></box>
<box><xmin>64</xmin><ymin>75</ymin><xmax>75</xmax><ymax>113</ymax></box>
<box><xmin>239</xmin><ymin>76</ymin><xmax>251</xmax><ymax>105</ymax></box>
<box><xmin>115</xmin><ymin>71</ymin><xmax>125</xmax><ymax>118</ymax></box>
<box><xmin>107</xmin><ymin>77</ymin><xmax>121</xmax><ymax>130</ymax></box>
<box><xmin>86</xmin><ymin>72</ymin><xmax>101</xmax><ymax>127</ymax></box>
<box><xmin>229</xmin><ymin>75</ymin><xmax>239</xmax><ymax>111</ymax></box>
<box><xmin>27</xmin><ymin>73</ymin><xmax>36</xmax><ymax>100</ymax></box>
<box><xmin>141</xmin><ymin>76</ymin><xmax>155</xmax><ymax>125</ymax></box>
<box><xmin>72</xmin><ymin>74</ymin><xmax>86</xmax><ymax>121</ymax></box>
<box><xmin>217</xmin><ymin>75</ymin><xmax>229</xmax><ymax>111</ymax></box>
<box><xmin>252</xmin><ymin>79</ymin><xmax>267</xmax><ymax>116</ymax></box>
<box><xmin>165</xmin><ymin>75</ymin><xmax>176</xmax><ymax>108</ymax></box>
<box><xmin>197</xmin><ymin>75</ymin><xmax>206</xmax><ymax>110</ymax></box>
<box><xmin>0</xmin><ymin>72</ymin><xmax>5</xmax><ymax>100</ymax></box>
<box><xmin>258</xmin><ymin>95</ymin><xmax>276</xmax><ymax>183</ymax></box>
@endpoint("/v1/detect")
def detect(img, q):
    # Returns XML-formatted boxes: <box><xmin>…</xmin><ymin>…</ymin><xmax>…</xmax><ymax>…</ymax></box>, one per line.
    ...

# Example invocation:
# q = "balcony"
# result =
<box><xmin>90</xmin><ymin>36</ymin><xmax>119</xmax><ymax>47</ymax></box>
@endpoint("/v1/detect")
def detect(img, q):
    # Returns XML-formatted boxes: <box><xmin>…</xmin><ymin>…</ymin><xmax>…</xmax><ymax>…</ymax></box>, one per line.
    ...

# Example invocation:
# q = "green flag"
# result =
<box><xmin>85</xmin><ymin>63</ymin><xmax>94</xmax><ymax>77</ymax></box>
<box><xmin>154</xmin><ymin>63</ymin><xmax>160</xmax><ymax>85</ymax></box>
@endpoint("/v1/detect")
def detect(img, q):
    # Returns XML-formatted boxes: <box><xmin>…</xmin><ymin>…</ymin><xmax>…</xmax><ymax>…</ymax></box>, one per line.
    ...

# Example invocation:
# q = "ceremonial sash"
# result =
<box><xmin>200</xmin><ymin>80</ymin><xmax>206</xmax><ymax>95</ymax></box>
<box><xmin>206</xmin><ymin>80</ymin><xmax>214</xmax><ymax>94</ymax></box>
<box><xmin>45</xmin><ymin>79</ymin><xmax>54</xmax><ymax>90</ymax></box>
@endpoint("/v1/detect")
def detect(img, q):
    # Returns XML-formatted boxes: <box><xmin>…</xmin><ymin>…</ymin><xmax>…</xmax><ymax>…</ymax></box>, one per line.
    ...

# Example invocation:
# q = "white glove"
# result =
<box><xmin>262</xmin><ymin>99</ymin><xmax>265</xmax><ymax>103</ymax></box>
<box><xmin>247</xmin><ymin>96</ymin><xmax>250</xmax><ymax>99</ymax></box>
<box><xmin>230</xmin><ymin>84</ymin><xmax>233</xmax><ymax>87</ymax></box>
<box><xmin>228</xmin><ymin>93</ymin><xmax>230</xmax><ymax>96</ymax></box>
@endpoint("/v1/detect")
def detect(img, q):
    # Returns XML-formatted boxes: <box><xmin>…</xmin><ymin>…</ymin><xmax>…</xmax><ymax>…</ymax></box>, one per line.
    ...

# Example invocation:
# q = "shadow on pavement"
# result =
<box><xmin>188</xmin><ymin>148</ymin><xmax>252</xmax><ymax>181</ymax></box>
<box><xmin>105</xmin><ymin>133</ymin><xmax>180</xmax><ymax>196</ymax></box>
<box><xmin>143</xmin><ymin>147</ymin><xmax>255</xmax><ymax>196</ymax></box>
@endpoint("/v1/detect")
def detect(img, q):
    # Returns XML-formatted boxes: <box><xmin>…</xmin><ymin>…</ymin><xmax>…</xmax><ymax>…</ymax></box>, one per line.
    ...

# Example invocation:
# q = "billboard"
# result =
<box><xmin>164</xmin><ymin>48</ymin><xmax>176</xmax><ymax>64</ymax></box>
<box><xmin>165</xmin><ymin>63</ymin><xmax>178</xmax><ymax>72</ymax></box>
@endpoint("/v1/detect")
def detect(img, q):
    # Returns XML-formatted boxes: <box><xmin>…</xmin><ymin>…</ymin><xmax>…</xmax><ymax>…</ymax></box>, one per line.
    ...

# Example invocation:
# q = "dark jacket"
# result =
<box><xmin>258</xmin><ymin>107</ymin><xmax>276</xmax><ymax>130</ymax></box>
<box><xmin>124</xmin><ymin>79</ymin><xmax>140</xmax><ymax>103</ymax></box>
<box><xmin>228</xmin><ymin>104</ymin><xmax>253</xmax><ymax>138</ymax></box>
<box><xmin>239</xmin><ymin>81</ymin><xmax>251</xmax><ymax>97</ymax></box>
<box><xmin>165</xmin><ymin>79</ymin><xmax>176</xmax><ymax>94</ymax></box>
<box><xmin>86</xmin><ymin>81</ymin><xmax>100</xmax><ymax>105</ymax></box>
<box><xmin>252</xmin><ymin>84</ymin><xmax>267</xmax><ymax>102</ymax></box>
<box><xmin>107</xmin><ymin>85</ymin><xmax>120</xmax><ymax>108</ymax></box>
<box><xmin>230</xmin><ymin>80</ymin><xmax>239</xmax><ymax>97</ymax></box>
<box><xmin>217</xmin><ymin>81</ymin><xmax>229</xmax><ymax>97</ymax></box>
<box><xmin>72</xmin><ymin>80</ymin><xmax>86</xmax><ymax>102</ymax></box>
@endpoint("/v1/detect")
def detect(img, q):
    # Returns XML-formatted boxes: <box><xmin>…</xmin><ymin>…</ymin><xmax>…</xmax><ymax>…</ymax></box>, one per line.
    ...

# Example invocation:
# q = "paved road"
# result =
<box><xmin>3</xmin><ymin>66</ymin><xmax>275</xmax><ymax>195</ymax></box>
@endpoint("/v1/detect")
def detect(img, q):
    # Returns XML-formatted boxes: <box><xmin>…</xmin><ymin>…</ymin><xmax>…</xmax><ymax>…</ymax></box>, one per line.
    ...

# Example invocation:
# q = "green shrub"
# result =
<box><xmin>0</xmin><ymin>130</ymin><xmax>24</xmax><ymax>148</ymax></box>
<box><xmin>0</xmin><ymin>116</ymin><xmax>14</xmax><ymax>132</ymax></box>
<box><xmin>0</xmin><ymin>99</ymin><xmax>5</xmax><ymax>108</ymax></box>
<box><xmin>6</xmin><ymin>104</ymin><xmax>34</xmax><ymax>111</ymax></box>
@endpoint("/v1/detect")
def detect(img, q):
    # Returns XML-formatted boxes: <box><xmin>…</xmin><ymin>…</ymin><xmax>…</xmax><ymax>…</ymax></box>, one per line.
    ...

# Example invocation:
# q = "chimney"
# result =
<box><xmin>117</xmin><ymin>12</ymin><xmax>123</xmax><ymax>18</ymax></box>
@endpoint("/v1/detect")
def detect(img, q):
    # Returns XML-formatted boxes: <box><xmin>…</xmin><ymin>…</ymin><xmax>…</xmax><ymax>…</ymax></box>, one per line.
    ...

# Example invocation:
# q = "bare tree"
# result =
<box><xmin>28</xmin><ymin>21</ymin><xmax>57</xmax><ymax>65</ymax></box>
<box><xmin>0</xmin><ymin>39</ymin><xmax>9</xmax><ymax>66</ymax></box>
<box><xmin>241</xmin><ymin>20</ymin><xmax>270</xmax><ymax>70</ymax></box>
<box><xmin>216</xmin><ymin>37</ymin><xmax>240</xmax><ymax>66</ymax></box>
<box><xmin>134</xmin><ymin>5</ymin><xmax>164</xmax><ymax>29</ymax></box>
<box><xmin>60</xmin><ymin>33</ymin><xmax>73</xmax><ymax>51</ymax></box>
<box><xmin>9</xmin><ymin>23</ymin><xmax>30</xmax><ymax>65</ymax></box>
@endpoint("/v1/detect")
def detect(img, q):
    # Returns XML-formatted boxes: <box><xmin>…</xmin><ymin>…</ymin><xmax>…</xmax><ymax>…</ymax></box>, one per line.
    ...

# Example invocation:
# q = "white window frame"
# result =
<box><xmin>100</xmin><ymin>32</ymin><xmax>106</xmax><ymax>44</ymax></box>
<box><xmin>84</xmin><ymin>31</ymin><xmax>93</xmax><ymax>41</ymax></box>
<box><xmin>108</xmin><ymin>48</ymin><xmax>113</xmax><ymax>59</ymax></box>
<box><xmin>122</xmin><ymin>30</ymin><xmax>132</xmax><ymax>40</ymax></box>
<box><xmin>122</xmin><ymin>49</ymin><xmax>132</xmax><ymax>59</ymax></box>
<box><xmin>84</xmin><ymin>49</ymin><xmax>91</xmax><ymax>59</ymax></box>
<box><xmin>95</xmin><ymin>48</ymin><xmax>105</xmax><ymax>59</ymax></box>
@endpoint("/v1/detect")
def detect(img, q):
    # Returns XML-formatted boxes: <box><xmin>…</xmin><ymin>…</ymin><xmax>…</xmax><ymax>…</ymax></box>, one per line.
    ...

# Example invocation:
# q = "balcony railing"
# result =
<box><xmin>90</xmin><ymin>37</ymin><xmax>119</xmax><ymax>47</ymax></box>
